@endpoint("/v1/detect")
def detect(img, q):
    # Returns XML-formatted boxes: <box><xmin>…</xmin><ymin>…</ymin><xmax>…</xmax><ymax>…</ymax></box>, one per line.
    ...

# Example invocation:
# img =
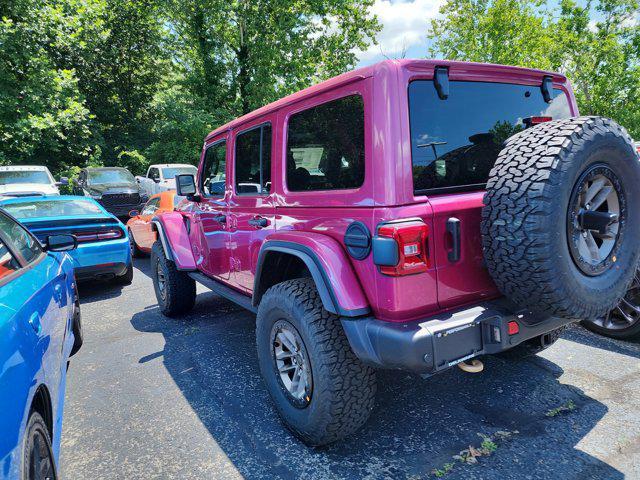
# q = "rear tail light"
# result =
<box><xmin>374</xmin><ymin>220</ymin><xmax>430</xmax><ymax>276</ymax></box>
<box><xmin>74</xmin><ymin>228</ymin><xmax>124</xmax><ymax>243</ymax></box>
<box><xmin>508</xmin><ymin>321</ymin><xmax>519</xmax><ymax>335</ymax></box>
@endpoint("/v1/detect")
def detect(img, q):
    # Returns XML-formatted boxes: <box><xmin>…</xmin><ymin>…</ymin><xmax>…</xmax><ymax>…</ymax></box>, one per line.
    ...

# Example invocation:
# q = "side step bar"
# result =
<box><xmin>188</xmin><ymin>272</ymin><xmax>257</xmax><ymax>313</ymax></box>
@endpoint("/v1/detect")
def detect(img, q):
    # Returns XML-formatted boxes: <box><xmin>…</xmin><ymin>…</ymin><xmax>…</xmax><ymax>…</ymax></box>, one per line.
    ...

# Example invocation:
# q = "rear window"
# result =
<box><xmin>286</xmin><ymin>95</ymin><xmax>365</xmax><ymax>192</ymax></box>
<box><xmin>3</xmin><ymin>199</ymin><xmax>104</xmax><ymax>219</ymax></box>
<box><xmin>409</xmin><ymin>80</ymin><xmax>571</xmax><ymax>194</ymax></box>
<box><xmin>235</xmin><ymin>123</ymin><xmax>272</xmax><ymax>195</ymax></box>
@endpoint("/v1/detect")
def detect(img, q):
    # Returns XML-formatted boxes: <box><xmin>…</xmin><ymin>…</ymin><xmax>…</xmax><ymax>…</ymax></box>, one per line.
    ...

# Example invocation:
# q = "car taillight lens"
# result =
<box><xmin>377</xmin><ymin>220</ymin><xmax>430</xmax><ymax>276</ymax></box>
<box><xmin>75</xmin><ymin>229</ymin><xmax>124</xmax><ymax>243</ymax></box>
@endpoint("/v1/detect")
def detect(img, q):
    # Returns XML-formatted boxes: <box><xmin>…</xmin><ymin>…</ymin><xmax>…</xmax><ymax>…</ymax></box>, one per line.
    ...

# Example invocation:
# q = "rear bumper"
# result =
<box><xmin>341</xmin><ymin>299</ymin><xmax>576</xmax><ymax>375</ymax></box>
<box><xmin>75</xmin><ymin>262</ymin><xmax>128</xmax><ymax>281</ymax></box>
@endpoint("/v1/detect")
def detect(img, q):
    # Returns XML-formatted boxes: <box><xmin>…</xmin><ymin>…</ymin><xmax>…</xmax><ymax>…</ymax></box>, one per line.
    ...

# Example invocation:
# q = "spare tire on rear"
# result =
<box><xmin>481</xmin><ymin>116</ymin><xmax>640</xmax><ymax>321</ymax></box>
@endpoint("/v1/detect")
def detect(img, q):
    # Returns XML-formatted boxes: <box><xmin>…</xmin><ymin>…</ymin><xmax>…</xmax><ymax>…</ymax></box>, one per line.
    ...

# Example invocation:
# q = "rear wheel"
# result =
<box><xmin>128</xmin><ymin>229</ymin><xmax>144</xmax><ymax>258</ymax></box>
<box><xmin>256</xmin><ymin>278</ymin><xmax>377</xmax><ymax>446</ymax></box>
<box><xmin>114</xmin><ymin>262</ymin><xmax>133</xmax><ymax>286</ymax></box>
<box><xmin>582</xmin><ymin>266</ymin><xmax>640</xmax><ymax>340</ymax></box>
<box><xmin>21</xmin><ymin>412</ymin><xmax>57</xmax><ymax>480</ymax></box>
<box><xmin>151</xmin><ymin>241</ymin><xmax>196</xmax><ymax>317</ymax></box>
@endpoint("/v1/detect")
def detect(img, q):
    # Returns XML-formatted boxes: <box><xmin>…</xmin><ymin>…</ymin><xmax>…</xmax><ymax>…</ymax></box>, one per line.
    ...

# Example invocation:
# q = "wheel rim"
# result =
<box><xmin>128</xmin><ymin>231</ymin><xmax>135</xmax><ymax>256</ymax></box>
<box><xmin>567</xmin><ymin>164</ymin><xmax>625</xmax><ymax>276</ymax></box>
<box><xmin>28</xmin><ymin>429</ymin><xmax>55</xmax><ymax>480</ymax></box>
<box><xmin>271</xmin><ymin>320</ymin><xmax>312</xmax><ymax>408</ymax></box>
<box><xmin>156</xmin><ymin>258</ymin><xmax>167</xmax><ymax>300</ymax></box>
<box><xmin>592</xmin><ymin>268</ymin><xmax>640</xmax><ymax>331</ymax></box>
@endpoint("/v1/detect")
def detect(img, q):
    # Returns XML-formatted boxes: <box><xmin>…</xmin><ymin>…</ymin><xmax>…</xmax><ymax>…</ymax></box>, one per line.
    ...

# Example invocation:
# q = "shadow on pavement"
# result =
<box><xmin>124</xmin><ymin>259</ymin><xmax>622</xmax><ymax>479</ymax></box>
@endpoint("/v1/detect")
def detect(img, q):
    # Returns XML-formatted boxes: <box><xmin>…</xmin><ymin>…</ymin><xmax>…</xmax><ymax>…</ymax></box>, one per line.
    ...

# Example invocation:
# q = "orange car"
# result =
<box><xmin>126</xmin><ymin>190</ymin><xmax>183</xmax><ymax>256</ymax></box>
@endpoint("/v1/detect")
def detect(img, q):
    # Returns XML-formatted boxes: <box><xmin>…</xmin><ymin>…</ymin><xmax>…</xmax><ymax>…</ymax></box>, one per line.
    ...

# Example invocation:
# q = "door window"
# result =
<box><xmin>0</xmin><ymin>214</ymin><xmax>41</xmax><ymax>263</ymax></box>
<box><xmin>148</xmin><ymin>168</ymin><xmax>160</xmax><ymax>181</ymax></box>
<box><xmin>0</xmin><ymin>236</ymin><xmax>21</xmax><ymax>281</ymax></box>
<box><xmin>235</xmin><ymin>124</ymin><xmax>272</xmax><ymax>195</ymax></box>
<box><xmin>286</xmin><ymin>95</ymin><xmax>365</xmax><ymax>192</ymax></box>
<box><xmin>141</xmin><ymin>198</ymin><xmax>160</xmax><ymax>215</ymax></box>
<box><xmin>201</xmin><ymin>141</ymin><xmax>227</xmax><ymax>197</ymax></box>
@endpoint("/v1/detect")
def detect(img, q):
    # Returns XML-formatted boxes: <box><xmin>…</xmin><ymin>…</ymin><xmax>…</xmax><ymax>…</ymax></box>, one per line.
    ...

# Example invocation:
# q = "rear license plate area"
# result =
<box><xmin>432</xmin><ymin>321</ymin><xmax>483</xmax><ymax>371</ymax></box>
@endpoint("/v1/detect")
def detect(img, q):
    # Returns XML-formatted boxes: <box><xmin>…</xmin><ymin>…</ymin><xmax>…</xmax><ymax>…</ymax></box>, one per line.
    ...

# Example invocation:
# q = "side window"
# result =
<box><xmin>148</xmin><ymin>168</ymin><xmax>160</xmax><ymax>181</ymax></box>
<box><xmin>142</xmin><ymin>198</ymin><xmax>160</xmax><ymax>215</ymax></box>
<box><xmin>0</xmin><ymin>236</ymin><xmax>21</xmax><ymax>281</ymax></box>
<box><xmin>235</xmin><ymin>124</ymin><xmax>271</xmax><ymax>195</ymax></box>
<box><xmin>201</xmin><ymin>141</ymin><xmax>227</xmax><ymax>197</ymax></box>
<box><xmin>0</xmin><ymin>214</ymin><xmax>41</xmax><ymax>264</ymax></box>
<box><xmin>286</xmin><ymin>95</ymin><xmax>365</xmax><ymax>192</ymax></box>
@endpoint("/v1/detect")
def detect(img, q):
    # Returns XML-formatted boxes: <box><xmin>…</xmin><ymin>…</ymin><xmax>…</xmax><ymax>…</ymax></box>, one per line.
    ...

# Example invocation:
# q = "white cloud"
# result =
<box><xmin>356</xmin><ymin>0</ymin><xmax>443</xmax><ymax>63</ymax></box>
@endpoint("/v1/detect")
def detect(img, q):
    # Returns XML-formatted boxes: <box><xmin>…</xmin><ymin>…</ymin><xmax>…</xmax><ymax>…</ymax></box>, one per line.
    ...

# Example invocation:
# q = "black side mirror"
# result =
<box><xmin>47</xmin><ymin>234</ymin><xmax>77</xmax><ymax>252</ymax></box>
<box><xmin>56</xmin><ymin>177</ymin><xmax>69</xmax><ymax>186</ymax></box>
<box><xmin>176</xmin><ymin>174</ymin><xmax>199</xmax><ymax>200</ymax></box>
<box><xmin>153</xmin><ymin>178</ymin><xmax>160</xmax><ymax>183</ymax></box>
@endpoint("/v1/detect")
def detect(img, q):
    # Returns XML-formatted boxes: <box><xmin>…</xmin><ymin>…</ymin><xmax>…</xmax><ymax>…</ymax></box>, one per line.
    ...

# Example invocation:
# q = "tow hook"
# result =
<box><xmin>458</xmin><ymin>359</ymin><xmax>484</xmax><ymax>373</ymax></box>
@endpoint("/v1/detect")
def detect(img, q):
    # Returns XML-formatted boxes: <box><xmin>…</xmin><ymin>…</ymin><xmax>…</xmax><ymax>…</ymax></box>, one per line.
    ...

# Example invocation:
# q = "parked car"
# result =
<box><xmin>0</xmin><ymin>208</ymin><xmax>81</xmax><ymax>480</ymax></box>
<box><xmin>72</xmin><ymin>167</ymin><xmax>148</xmax><ymax>218</ymax></box>
<box><xmin>135</xmin><ymin>164</ymin><xmax>197</xmax><ymax>196</ymax></box>
<box><xmin>0</xmin><ymin>165</ymin><xmax>67</xmax><ymax>198</ymax></box>
<box><xmin>127</xmin><ymin>190</ymin><xmax>184</xmax><ymax>256</ymax></box>
<box><xmin>149</xmin><ymin>59</ymin><xmax>640</xmax><ymax>445</ymax></box>
<box><xmin>0</xmin><ymin>195</ymin><xmax>133</xmax><ymax>284</ymax></box>
<box><xmin>582</xmin><ymin>264</ymin><xmax>640</xmax><ymax>340</ymax></box>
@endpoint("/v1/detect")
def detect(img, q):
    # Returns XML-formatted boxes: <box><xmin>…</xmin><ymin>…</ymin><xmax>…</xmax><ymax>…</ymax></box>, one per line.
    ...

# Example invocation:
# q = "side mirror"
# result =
<box><xmin>129</xmin><ymin>210</ymin><xmax>140</xmax><ymax>218</ymax></box>
<box><xmin>47</xmin><ymin>234</ymin><xmax>77</xmax><ymax>252</ymax></box>
<box><xmin>176</xmin><ymin>174</ymin><xmax>198</xmax><ymax>199</ymax></box>
<box><xmin>56</xmin><ymin>177</ymin><xmax>69</xmax><ymax>186</ymax></box>
<box><xmin>153</xmin><ymin>178</ymin><xmax>160</xmax><ymax>183</ymax></box>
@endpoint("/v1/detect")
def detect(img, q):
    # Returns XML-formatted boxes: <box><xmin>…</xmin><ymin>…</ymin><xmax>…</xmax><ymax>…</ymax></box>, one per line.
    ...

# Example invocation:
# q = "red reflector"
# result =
<box><xmin>378</xmin><ymin>220</ymin><xmax>429</xmax><ymax>276</ymax></box>
<box><xmin>523</xmin><ymin>116</ymin><xmax>552</xmax><ymax>127</ymax></box>
<box><xmin>508</xmin><ymin>321</ymin><xmax>519</xmax><ymax>335</ymax></box>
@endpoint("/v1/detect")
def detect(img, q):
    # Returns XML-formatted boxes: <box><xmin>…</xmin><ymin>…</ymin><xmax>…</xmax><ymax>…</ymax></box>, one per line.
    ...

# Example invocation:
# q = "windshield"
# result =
<box><xmin>88</xmin><ymin>169</ymin><xmax>135</xmax><ymax>185</ymax></box>
<box><xmin>409</xmin><ymin>80</ymin><xmax>572</xmax><ymax>193</ymax></box>
<box><xmin>0</xmin><ymin>170</ymin><xmax>51</xmax><ymax>185</ymax></box>
<box><xmin>162</xmin><ymin>166</ymin><xmax>197</xmax><ymax>180</ymax></box>
<box><xmin>3</xmin><ymin>199</ymin><xmax>104</xmax><ymax>219</ymax></box>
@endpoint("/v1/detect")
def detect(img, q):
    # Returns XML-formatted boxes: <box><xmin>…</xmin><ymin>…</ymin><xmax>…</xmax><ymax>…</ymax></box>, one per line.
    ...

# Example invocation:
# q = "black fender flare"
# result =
<box><xmin>252</xmin><ymin>241</ymin><xmax>370</xmax><ymax>318</ymax></box>
<box><xmin>150</xmin><ymin>217</ymin><xmax>175</xmax><ymax>262</ymax></box>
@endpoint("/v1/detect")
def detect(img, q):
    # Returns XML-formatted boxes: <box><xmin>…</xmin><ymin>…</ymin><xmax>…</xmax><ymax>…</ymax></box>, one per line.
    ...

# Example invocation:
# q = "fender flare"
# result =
<box><xmin>151</xmin><ymin>218</ymin><xmax>175</xmax><ymax>262</ymax></box>
<box><xmin>253</xmin><ymin>241</ymin><xmax>370</xmax><ymax>318</ymax></box>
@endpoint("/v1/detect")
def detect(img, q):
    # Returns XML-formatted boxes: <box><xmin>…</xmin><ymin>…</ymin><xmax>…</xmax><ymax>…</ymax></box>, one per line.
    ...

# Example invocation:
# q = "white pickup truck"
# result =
<box><xmin>0</xmin><ymin>165</ymin><xmax>67</xmax><ymax>198</ymax></box>
<box><xmin>135</xmin><ymin>164</ymin><xmax>198</xmax><ymax>195</ymax></box>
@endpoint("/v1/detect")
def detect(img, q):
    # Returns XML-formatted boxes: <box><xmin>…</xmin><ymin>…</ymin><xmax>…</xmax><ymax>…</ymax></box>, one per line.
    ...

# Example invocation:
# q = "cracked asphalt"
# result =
<box><xmin>60</xmin><ymin>258</ymin><xmax>640</xmax><ymax>479</ymax></box>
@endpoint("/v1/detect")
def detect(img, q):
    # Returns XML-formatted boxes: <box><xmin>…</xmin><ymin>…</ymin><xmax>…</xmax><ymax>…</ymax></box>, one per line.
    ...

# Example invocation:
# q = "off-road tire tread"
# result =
<box><xmin>257</xmin><ymin>278</ymin><xmax>376</xmax><ymax>446</ymax></box>
<box><xmin>482</xmin><ymin>116</ymin><xmax>638</xmax><ymax>320</ymax></box>
<box><xmin>151</xmin><ymin>241</ymin><xmax>196</xmax><ymax>317</ymax></box>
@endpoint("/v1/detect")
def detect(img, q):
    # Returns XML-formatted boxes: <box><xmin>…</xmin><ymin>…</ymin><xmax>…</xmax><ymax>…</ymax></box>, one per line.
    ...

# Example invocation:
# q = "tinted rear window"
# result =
<box><xmin>286</xmin><ymin>95</ymin><xmax>365</xmax><ymax>192</ymax></box>
<box><xmin>409</xmin><ymin>81</ymin><xmax>571</xmax><ymax>193</ymax></box>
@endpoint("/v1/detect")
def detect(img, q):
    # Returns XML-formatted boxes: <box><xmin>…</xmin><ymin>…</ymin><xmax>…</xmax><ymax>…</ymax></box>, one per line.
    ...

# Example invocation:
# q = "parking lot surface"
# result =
<box><xmin>60</xmin><ymin>259</ymin><xmax>640</xmax><ymax>479</ymax></box>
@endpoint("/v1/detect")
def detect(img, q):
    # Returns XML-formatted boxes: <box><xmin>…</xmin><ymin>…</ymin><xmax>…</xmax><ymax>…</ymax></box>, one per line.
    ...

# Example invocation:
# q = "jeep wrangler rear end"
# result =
<box><xmin>150</xmin><ymin>60</ymin><xmax>640</xmax><ymax>445</ymax></box>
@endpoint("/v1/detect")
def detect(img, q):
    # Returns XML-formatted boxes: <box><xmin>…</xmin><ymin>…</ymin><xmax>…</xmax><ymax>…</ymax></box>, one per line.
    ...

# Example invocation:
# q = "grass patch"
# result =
<box><xmin>545</xmin><ymin>399</ymin><xmax>576</xmax><ymax>417</ymax></box>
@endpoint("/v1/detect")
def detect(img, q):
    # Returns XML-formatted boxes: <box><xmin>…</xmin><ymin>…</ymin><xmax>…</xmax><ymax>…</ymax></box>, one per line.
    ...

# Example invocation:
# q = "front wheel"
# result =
<box><xmin>128</xmin><ymin>229</ymin><xmax>145</xmax><ymax>258</ymax></box>
<box><xmin>21</xmin><ymin>412</ymin><xmax>57</xmax><ymax>480</ymax></box>
<box><xmin>256</xmin><ymin>278</ymin><xmax>377</xmax><ymax>446</ymax></box>
<box><xmin>150</xmin><ymin>241</ymin><xmax>196</xmax><ymax>317</ymax></box>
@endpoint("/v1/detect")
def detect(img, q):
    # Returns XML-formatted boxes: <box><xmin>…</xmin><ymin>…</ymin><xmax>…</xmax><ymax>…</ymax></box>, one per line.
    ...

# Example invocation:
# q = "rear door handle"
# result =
<box><xmin>446</xmin><ymin>217</ymin><xmax>461</xmax><ymax>263</ymax></box>
<box><xmin>248</xmin><ymin>217</ymin><xmax>268</xmax><ymax>228</ymax></box>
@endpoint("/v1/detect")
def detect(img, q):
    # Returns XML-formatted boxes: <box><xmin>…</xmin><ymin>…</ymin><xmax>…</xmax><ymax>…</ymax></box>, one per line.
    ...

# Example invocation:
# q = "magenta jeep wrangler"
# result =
<box><xmin>150</xmin><ymin>60</ymin><xmax>640</xmax><ymax>445</ymax></box>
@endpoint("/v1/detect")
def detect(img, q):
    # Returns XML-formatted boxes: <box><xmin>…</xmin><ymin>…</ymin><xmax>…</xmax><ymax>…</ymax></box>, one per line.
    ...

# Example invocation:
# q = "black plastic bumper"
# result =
<box><xmin>75</xmin><ymin>262</ymin><xmax>128</xmax><ymax>281</ymax></box>
<box><xmin>341</xmin><ymin>298</ymin><xmax>576</xmax><ymax>375</ymax></box>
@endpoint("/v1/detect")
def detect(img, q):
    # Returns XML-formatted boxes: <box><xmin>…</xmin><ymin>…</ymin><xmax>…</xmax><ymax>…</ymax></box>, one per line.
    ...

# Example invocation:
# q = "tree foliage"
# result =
<box><xmin>0</xmin><ymin>0</ymin><xmax>379</xmax><ymax>176</ymax></box>
<box><xmin>428</xmin><ymin>0</ymin><xmax>640</xmax><ymax>137</ymax></box>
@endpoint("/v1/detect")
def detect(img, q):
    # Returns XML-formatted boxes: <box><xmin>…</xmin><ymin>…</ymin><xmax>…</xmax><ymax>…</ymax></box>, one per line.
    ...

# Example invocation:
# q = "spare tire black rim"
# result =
<box><xmin>592</xmin><ymin>268</ymin><xmax>640</xmax><ymax>330</ymax></box>
<box><xmin>567</xmin><ymin>164</ymin><xmax>625</xmax><ymax>276</ymax></box>
<box><xmin>271</xmin><ymin>320</ymin><xmax>312</xmax><ymax>408</ymax></box>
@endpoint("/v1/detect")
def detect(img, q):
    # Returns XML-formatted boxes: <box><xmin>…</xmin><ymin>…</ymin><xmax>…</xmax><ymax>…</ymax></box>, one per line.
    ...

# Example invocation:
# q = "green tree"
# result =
<box><xmin>427</xmin><ymin>0</ymin><xmax>640</xmax><ymax>138</ymax></box>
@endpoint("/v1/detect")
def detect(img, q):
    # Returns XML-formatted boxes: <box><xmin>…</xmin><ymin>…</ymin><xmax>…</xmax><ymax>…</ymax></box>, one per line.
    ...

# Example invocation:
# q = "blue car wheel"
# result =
<box><xmin>22</xmin><ymin>412</ymin><xmax>57</xmax><ymax>480</ymax></box>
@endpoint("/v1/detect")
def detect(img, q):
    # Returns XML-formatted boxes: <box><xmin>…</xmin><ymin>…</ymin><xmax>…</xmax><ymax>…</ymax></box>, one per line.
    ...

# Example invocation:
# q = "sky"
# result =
<box><xmin>355</xmin><ymin>0</ymin><xmax>443</xmax><ymax>66</ymax></box>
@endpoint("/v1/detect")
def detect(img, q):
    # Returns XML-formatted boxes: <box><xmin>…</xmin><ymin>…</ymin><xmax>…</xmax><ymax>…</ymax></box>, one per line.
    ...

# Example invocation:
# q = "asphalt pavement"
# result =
<box><xmin>60</xmin><ymin>258</ymin><xmax>640</xmax><ymax>479</ymax></box>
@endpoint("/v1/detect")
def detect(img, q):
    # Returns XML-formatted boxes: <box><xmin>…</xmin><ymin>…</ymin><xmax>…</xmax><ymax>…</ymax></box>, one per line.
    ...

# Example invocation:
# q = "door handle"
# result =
<box><xmin>446</xmin><ymin>217</ymin><xmax>461</xmax><ymax>263</ymax></box>
<box><xmin>28</xmin><ymin>312</ymin><xmax>42</xmax><ymax>334</ymax></box>
<box><xmin>213</xmin><ymin>214</ymin><xmax>226</xmax><ymax>224</ymax></box>
<box><xmin>248</xmin><ymin>217</ymin><xmax>269</xmax><ymax>228</ymax></box>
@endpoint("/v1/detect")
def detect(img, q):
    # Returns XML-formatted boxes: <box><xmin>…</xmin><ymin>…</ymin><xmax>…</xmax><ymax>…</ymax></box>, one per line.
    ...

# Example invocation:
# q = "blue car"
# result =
<box><xmin>0</xmin><ymin>196</ymin><xmax>133</xmax><ymax>284</ymax></box>
<box><xmin>0</xmin><ymin>208</ymin><xmax>81</xmax><ymax>480</ymax></box>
